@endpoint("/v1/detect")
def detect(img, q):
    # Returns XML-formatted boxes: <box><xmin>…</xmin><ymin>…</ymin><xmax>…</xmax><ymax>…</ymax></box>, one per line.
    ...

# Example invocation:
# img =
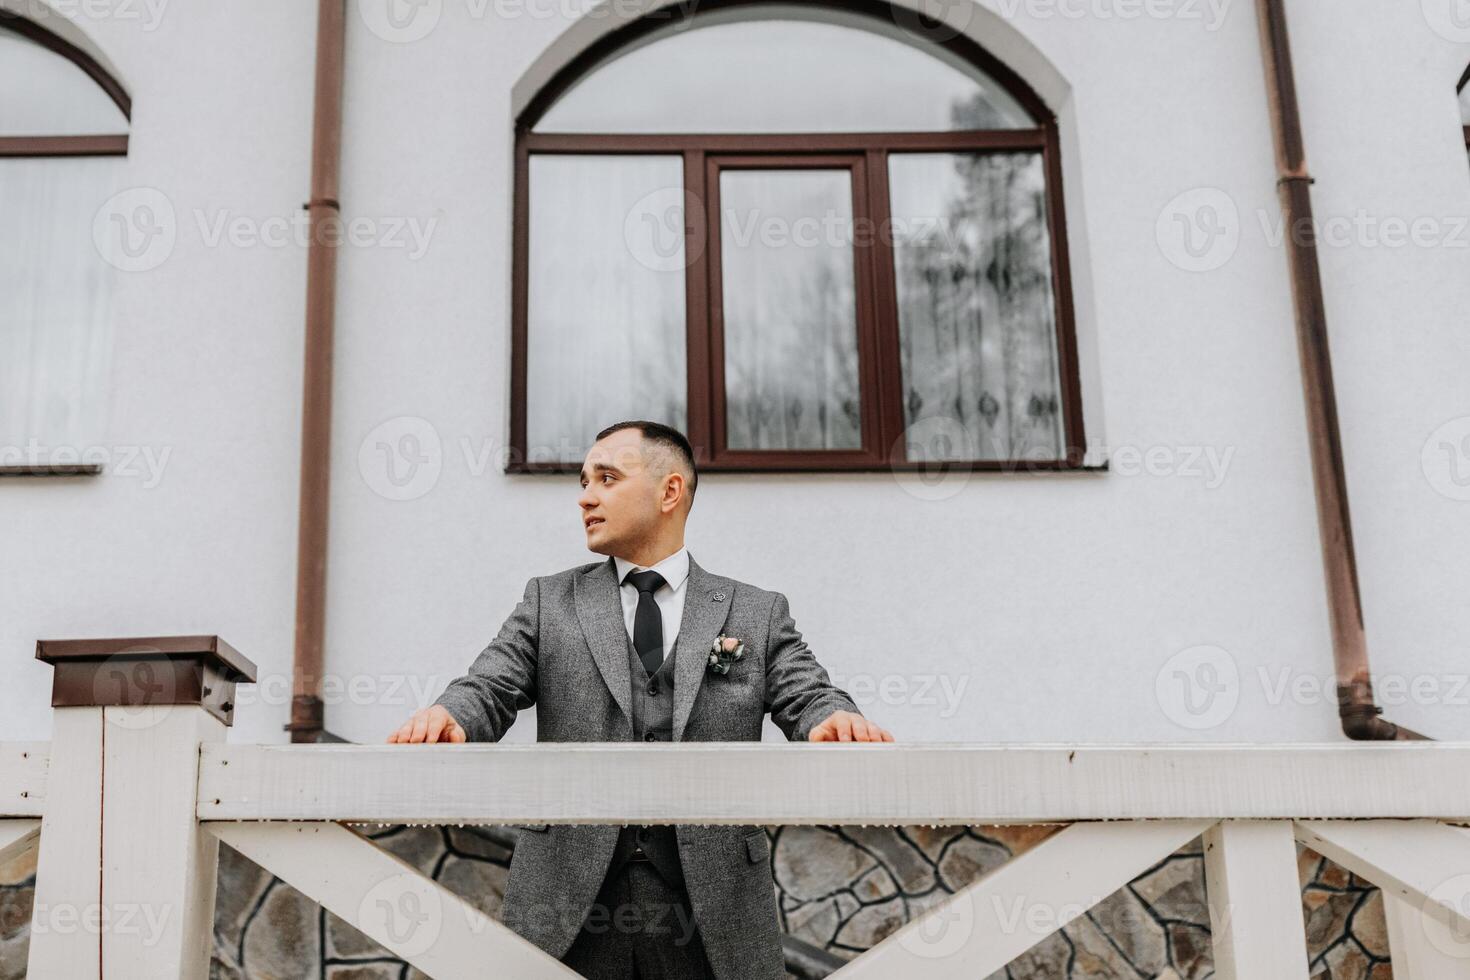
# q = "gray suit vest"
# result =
<box><xmin>609</xmin><ymin>629</ymin><xmax>687</xmax><ymax>890</ymax></box>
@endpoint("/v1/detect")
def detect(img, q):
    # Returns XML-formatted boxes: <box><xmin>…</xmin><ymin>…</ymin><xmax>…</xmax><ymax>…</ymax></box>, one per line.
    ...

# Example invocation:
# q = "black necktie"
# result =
<box><xmin>625</xmin><ymin>569</ymin><xmax>667</xmax><ymax>677</ymax></box>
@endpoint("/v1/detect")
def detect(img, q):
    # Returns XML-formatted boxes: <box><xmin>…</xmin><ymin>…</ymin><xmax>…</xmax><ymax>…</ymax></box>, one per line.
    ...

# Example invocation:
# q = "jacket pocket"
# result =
<box><xmin>743</xmin><ymin>828</ymin><xmax>770</xmax><ymax>864</ymax></box>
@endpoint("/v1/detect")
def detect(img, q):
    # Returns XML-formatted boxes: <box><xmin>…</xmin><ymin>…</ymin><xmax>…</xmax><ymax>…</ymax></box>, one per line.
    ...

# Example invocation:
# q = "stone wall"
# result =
<box><xmin>0</xmin><ymin>825</ymin><xmax>1390</xmax><ymax>978</ymax></box>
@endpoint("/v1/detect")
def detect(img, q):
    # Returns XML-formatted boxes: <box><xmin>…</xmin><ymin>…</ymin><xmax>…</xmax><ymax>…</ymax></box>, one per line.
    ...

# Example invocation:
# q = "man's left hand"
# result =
<box><xmin>809</xmin><ymin>710</ymin><xmax>894</xmax><ymax>743</ymax></box>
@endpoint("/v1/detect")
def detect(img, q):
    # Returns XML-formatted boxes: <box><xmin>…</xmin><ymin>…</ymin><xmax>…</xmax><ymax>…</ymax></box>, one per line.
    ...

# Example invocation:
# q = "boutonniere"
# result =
<box><xmin>707</xmin><ymin>635</ymin><xmax>746</xmax><ymax>675</ymax></box>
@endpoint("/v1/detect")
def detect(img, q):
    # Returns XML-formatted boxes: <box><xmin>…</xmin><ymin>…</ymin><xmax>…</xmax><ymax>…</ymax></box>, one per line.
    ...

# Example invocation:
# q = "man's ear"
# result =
<box><xmin>661</xmin><ymin>473</ymin><xmax>686</xmax><ymax>514</ymax></box>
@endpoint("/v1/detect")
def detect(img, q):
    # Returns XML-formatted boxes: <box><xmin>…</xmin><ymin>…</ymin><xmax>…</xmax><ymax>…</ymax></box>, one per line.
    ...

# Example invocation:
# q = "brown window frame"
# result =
<box><xmin>0</xmin><ymin>11</ymin><xmax>130</xmax><ymax>478</ymax></box>
<box><xmin>707</xmin><ymin>152</ymin><xmax>886</xmax><ymax>467</ymax></box>
<box><xmin>0</xmin><ymin>11</ymin><xmax>131</xmax><ymax>157</ymax></box>
<box><xmin>507</xmin><ymin>0</ymin><xmax>1085</xmax><ymax>475</ymax></box>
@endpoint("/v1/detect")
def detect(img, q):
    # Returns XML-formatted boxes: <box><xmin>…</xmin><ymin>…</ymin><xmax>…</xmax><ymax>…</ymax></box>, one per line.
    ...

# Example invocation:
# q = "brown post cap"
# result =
<box><xmin>36</xmin><ymin>635</ymin><xmax>258</xmax><ymax>726</ymax></box>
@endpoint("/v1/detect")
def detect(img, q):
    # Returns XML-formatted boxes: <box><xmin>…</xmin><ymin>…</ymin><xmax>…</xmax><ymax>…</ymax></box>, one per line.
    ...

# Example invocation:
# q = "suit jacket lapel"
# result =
<box><xmin>672</xmin><ymin>553</ymin><xmax>733</xmax><ymax>742</ymax></box>
<box><xmin>573</xmin><ymin>556</ymin><xmax>634</xmax><ymax>735</ymax></box>
<box><xmin>573</xmin><ymin>552</ymin><xmax>734</xmax><ymax>743</ymax></box>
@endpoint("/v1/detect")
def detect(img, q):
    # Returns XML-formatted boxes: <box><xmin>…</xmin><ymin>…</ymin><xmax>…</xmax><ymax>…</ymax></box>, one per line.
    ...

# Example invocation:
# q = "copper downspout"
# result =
<box><xmin>1253</xmin><ymin>0</ymin><xmax>1424</xmax><ymax>740</ymax></box>
<box><xmin>287</xmin><ymin>0</ymin><xmax>347</xmax><ymax>743</ymax></box>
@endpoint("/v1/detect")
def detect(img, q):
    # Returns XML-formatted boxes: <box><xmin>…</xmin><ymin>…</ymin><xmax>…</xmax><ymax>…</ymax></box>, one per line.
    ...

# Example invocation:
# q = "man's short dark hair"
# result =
<box><xmin>594</xmin><ymin>420</ymin><xmax>698</xmax><ymax>501</ymax></box>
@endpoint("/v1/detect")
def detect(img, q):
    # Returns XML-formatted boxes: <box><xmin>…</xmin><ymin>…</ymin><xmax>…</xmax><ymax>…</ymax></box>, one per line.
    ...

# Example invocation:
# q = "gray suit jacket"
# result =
<box><xmin>432</xmin><ymin>552</ymin><xmax>861</xmax><ymax>980</ymax></box>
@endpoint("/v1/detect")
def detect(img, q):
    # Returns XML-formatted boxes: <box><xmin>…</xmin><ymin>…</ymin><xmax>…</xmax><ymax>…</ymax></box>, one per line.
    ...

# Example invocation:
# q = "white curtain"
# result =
<box><xmin>0</xmin><ymin>24</ymin><xmax>127</xmax><ymax>462</ymax></box>
<box><xmin>526</xmin><ymin>155</ymin><xmax>688</xmax><ymax>462</ymax></box>
<box><xmin>0</xmin><ymin>158</ymin><xmax>122</xmax><ymax>459</ymax></box>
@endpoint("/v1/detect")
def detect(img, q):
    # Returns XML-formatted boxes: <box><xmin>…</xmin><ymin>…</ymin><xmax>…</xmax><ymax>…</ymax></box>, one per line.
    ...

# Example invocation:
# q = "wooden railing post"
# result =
<box><xmin>28</xmin><ymin>636</ymin><xmax>256</xmax><ymax>979</ymax></box>
<box><xmin>1203</xmin><ymin>820</ymin><xmax>1313</xmax><ymax>980</ymax></box>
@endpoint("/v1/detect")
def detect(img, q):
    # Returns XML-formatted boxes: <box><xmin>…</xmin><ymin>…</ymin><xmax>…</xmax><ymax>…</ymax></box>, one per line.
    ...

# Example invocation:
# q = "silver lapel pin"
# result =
<box><xmin>710</xmin><ymin>590</ymin><xmax>726</xmax><ymax>602</ymax></box>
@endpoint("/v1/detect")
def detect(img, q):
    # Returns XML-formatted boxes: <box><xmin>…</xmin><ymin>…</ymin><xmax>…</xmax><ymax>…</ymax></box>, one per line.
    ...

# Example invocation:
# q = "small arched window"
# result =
<box><xmin>0</xmin><ymin>13</ymin><xmax>129</xmax><ymax>473</ymax></box>
<box><xmin>510</xmin><ymin>0</ymin><xmax>1083</xmax><ymax>472</ymax></box>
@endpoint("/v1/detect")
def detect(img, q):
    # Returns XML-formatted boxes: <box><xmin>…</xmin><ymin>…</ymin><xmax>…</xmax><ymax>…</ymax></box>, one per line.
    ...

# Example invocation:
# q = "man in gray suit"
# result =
<box><xmin>389</xmin><ymin>420</ymin><xmax>893</xmax><ymax>980</ymax></box>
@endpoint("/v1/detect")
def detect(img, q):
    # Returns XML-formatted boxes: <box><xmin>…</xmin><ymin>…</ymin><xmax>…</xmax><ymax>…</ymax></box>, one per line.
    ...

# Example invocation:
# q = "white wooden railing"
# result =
<box><xmin>7</xmin><ymin>642</ymin><xmax>1470</xmax><ymax>978</ymax></box>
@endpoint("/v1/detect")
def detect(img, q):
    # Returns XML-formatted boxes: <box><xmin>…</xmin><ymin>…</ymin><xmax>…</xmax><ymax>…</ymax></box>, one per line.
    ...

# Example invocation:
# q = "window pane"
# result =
<box><xmin>527</xmin><ymin>155</ymin><xmax>687</xmax><ymax>463</ymax></box>
<box><xmin>888</xmin><ymin>153</ymin><xmax>1064</xmax><ymax>461</ymax></box>
<box><xmin>535</xmin><ymin>6</ymin><xmax>1032</xmax><ymax>134</ymax></box>
<box><xmin>720</xmin><ymin>169</ymin><xmax>861</xmax><ymax>451</ymax></box>
<box><xmin>0</xmin><ymin>157</ymin><xmax>121</xmax><ymax>455</ymax></box>
<box><xmin>0</xmin><ymin>28</ymin><xmax>128</xmax><ymax>135</ymax></box>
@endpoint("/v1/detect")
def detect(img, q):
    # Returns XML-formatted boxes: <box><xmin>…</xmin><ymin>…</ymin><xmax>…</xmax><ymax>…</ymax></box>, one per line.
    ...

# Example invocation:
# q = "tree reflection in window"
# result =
<box><xmin>890</xmin><ymin>153</ymin><xmax>1062</xmax><ymax>462</ymax></box>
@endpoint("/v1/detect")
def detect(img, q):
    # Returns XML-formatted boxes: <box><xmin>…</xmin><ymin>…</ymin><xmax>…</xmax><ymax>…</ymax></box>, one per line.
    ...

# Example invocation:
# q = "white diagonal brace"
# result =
<box><xmin>211</xmin><ymin>821</ymin><xmax>579</xmax><ymax>980</ymax></box>
<box><xmin>829</xmin><ymin>820</ymin><xmax>1213</xmax><ymax>978</ymax></box>
<box><xmin>0</xmin><ymin>819</ymin><xmax>39</xmax><ymax>864</ymax></box>
<box><xmin>1204</xmin><ymin>820</ymin><xmax>1311</xmax><ymax>980</ymax></box>
<box><xmin>1296</xmin><ymin>820</ymin><xmax>1470</xmax><ymax>936</ymax></box>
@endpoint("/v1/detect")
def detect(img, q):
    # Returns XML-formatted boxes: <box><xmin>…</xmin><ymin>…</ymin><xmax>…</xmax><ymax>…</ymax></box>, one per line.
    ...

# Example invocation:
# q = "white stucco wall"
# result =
<box><xmin>3</xmin><ymin>0</ymin><xmax>1467</xmax><ymax>748</ymax></box>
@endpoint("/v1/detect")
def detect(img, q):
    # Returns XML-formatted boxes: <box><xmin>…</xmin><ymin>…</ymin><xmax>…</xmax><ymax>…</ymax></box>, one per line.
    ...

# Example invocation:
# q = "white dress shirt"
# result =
<box><xmin>612</xmin><ymin>546</ymin><xmax>690</xmax><ymax>657</ymax></box>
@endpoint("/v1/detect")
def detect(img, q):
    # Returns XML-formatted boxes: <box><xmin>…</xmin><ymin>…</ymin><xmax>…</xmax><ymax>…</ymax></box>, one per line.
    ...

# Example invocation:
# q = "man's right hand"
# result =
<box><xmin>386</xmin><ymin>705</ymin><xmax>467</xmax><ymax>744</ymax></box>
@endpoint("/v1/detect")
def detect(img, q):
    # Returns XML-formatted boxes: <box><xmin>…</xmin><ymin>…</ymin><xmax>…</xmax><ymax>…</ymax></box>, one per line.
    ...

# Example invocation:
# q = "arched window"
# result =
<box><xmin>0</xmin><ymin>12</ymin><xmax>129</xmax><ymax>473</ymax></box>
<box><xmin>510</xmin><ymin>0</ymin><xmax>1083</xmax><ymax>472</ymax></box>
